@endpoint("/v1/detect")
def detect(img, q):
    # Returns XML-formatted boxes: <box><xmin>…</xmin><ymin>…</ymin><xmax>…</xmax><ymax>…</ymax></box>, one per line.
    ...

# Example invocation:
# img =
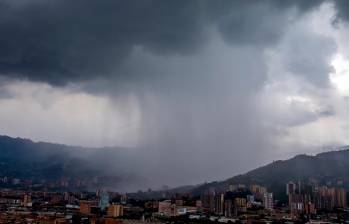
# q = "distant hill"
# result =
<box><xmin>2</xmin><ymin>134</ymin><xmax>349</xmax><ymax>200</ymax></box>
<box><xmin>185</xmin><ymin>147</ymin><xmax>349</xmax><ymax>203</ymax></box>
<box><xmin>133</xmin><ymin>147</ymin><xmax>349</xmax><ymax>201</ymax></box>
<box><xmin>0</xmin><ymin>135</ymin><xmax>146</xmax><ymax>192</ymax></box>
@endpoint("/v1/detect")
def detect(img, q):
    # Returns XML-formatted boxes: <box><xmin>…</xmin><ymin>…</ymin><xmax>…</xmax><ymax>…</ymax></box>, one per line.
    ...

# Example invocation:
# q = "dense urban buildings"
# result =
<box><xmin>0</xmin><ymin>179</ymin><xmax>347</xmax><ymax>223</ymax></box>
<box><xmin>286</xmin><ymin>181</ymin><xmax>347</xmax><ymax>216</ymax></box>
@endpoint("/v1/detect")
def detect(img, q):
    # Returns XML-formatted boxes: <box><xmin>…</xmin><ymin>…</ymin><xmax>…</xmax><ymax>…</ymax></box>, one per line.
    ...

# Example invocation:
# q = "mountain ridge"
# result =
<box><xmin>132</xmin><ymin>147</ymin><xmax>349</xmax><ymax>201</ymax></box>
<box><xmin>0</xmin><ymin>134</ymin><xmax>146</xmax><ymax>192</ymax></box>
<box><xmin>1</xmin><ymin>134</ymin><xmax>349</xmax><ymax>200</ymax></box>
<box><xmin>181</xmin><ymin>147</ymin><xmax>349</xmax><ymax>203</ymax></box>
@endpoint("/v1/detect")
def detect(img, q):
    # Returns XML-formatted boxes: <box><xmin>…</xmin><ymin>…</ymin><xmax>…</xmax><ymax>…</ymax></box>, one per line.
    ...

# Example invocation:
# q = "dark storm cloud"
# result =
<box><xmin>333</xmin><ymin>0</ymin><xmax>349</xmax><ymax>22</ymax></box>
<box><xmin>0</xmin><ymin>0</ymin><xmax>337</xmax><ymax>86</ymax></box>
<box><xmin>206</xmin><ymin>0</ymin><xmax>323</xmax><ymax>46</ymax></box>
<box><xmin>0</xmin><ymin>0</ymin><xmax>206</xmax><ymax>84</ymax></box>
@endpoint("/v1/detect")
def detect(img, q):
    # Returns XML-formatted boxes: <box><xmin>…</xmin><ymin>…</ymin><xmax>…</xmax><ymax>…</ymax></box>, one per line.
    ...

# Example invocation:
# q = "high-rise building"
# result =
<box><xmin>201</xmin><ymin>190</ymin><xmax>215</xmax><ymax>213</ymax></box>
<box><xmin>23</xmin><ymin>194</ymin><xmax>32</xmax><ymax>207</ymax></box>
<box><xmin>315</xmin><ymin>186</ymin><xmax>347</xmax><ymax>210</ymax></box>
<box><xmin>247</xmin><ymin>195</ymin><xmax>254</xmax><ymax>203</ymax></box>
<box><xmin>158</xmin><ymin>200</ymin><xmax>173</xmax><ymax>216</ymax></box>
<box><xmin>80</xmin><ymin>201</ymin><xmax>91</xmax><ymax>215</ymax></box>
<box><xmin>229</xmin><ymin>185</ymin><xmax>237</xmax><ymax>192</ymax></box>
<box><xmin>263</xmin><ymin>193</ymin><xmax>273</xmax><ymax>210</ymax></box>
<box><xmin>304</xmin><ymin>194</ymin><xmax>316</xmax><ymax>215</ymax></box>
<box><xmin>234</xmin><ymin>197</ymin><xmax>247</xmax><ymax>213</ymax></box>
<box><xmin>250</xmin><ymin>185</ymin><xmax>267</xmax><ymax>195</ymax></box>
<box><xmin>224</xmin><ymin>199</ymin><xmax>233</xmax><ymax>217</ymax></box>
<box><xmin>99</xmin><ymin>191</ymin><xmax>110</xmax><ymax>210</ymax></box>
<box><xmin>107</xmin><ymin>204</ymin><xmax>124</xmax><ymax>217</ymax></box>
<box><xmin>214</xmin><ymin>193</ymin><xmax>224</xmax><ymax>215</ymax></box>
<box><xmin>286</xmin><ymin>182</ymin><xmax>297</xmax><ymax>195</ymax></box>
<box><xmin>250</xmin><ymin>184</ymin><xmax>267</xmax><ymax>201</ymax></box>
<box><xmin>334</xmin><ymin>187</ymin><xmax>347</xmax><ymax>208</ymax></box>
<box><xmin>289</xmin><ymin>193</ymin><xmax>304</xmax><ymax>214</ymax></box>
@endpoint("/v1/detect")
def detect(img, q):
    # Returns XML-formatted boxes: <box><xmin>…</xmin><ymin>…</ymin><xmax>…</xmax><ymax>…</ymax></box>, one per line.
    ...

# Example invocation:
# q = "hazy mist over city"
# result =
<box><xmin>1</xmin><ymin>0</ymin><xmax>349</xmax><ymax>190</ymax></box>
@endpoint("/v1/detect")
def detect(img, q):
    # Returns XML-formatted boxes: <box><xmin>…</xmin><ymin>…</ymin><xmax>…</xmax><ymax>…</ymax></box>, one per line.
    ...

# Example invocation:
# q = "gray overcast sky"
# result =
<box><xmin>1</xmin><ymin>0</ymin><xmax>349</xmax><ymax>187</ymax></box>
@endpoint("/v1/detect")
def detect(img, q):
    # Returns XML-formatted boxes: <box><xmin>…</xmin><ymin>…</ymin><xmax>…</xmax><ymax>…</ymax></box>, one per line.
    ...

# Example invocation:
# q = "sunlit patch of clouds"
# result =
<box><xmin>330</xmin><ymin>54</ymin><xmax>349</xmax><ymax>96</ymax></box>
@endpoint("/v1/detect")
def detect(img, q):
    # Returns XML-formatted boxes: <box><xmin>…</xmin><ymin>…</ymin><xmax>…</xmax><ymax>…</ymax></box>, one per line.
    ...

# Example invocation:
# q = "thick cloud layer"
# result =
<box><xmin>0</xmin><ymin>0</ymin><xmax>337</xmax><ymax>85</ymax></box>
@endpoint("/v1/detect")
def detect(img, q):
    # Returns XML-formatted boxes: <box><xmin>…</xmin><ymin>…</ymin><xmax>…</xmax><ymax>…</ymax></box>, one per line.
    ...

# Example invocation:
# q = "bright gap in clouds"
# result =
<box><xmin>330</xmin><ymin>54</ymin><xmax>349</xmax><ymax>96</ymax></box>
<box><xmin>0</xmin><ymin>81</ymin><xmax>141</xmax><ymax>147</ymax></box>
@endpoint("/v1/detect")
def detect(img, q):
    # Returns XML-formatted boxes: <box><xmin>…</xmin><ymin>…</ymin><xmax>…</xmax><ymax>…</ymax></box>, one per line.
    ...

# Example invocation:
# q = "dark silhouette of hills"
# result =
<box><xmin>0</xmin><ymin>135</ymin><xmax>145</xmax><ymax>192</ymax></box>
<box><xmin>2</xmin><ymin>134</ymin><xmax>349</xmax><ymax>199</ymax></box>
<box><xmin>133</xmin><ymin>147</ymin><xmax>349</xmax><ymax>201</ymax></box>
<box><xmin>187</xmin><ymin>147</ymin><xmax>349</xmax><ymax>202</ymax></box>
